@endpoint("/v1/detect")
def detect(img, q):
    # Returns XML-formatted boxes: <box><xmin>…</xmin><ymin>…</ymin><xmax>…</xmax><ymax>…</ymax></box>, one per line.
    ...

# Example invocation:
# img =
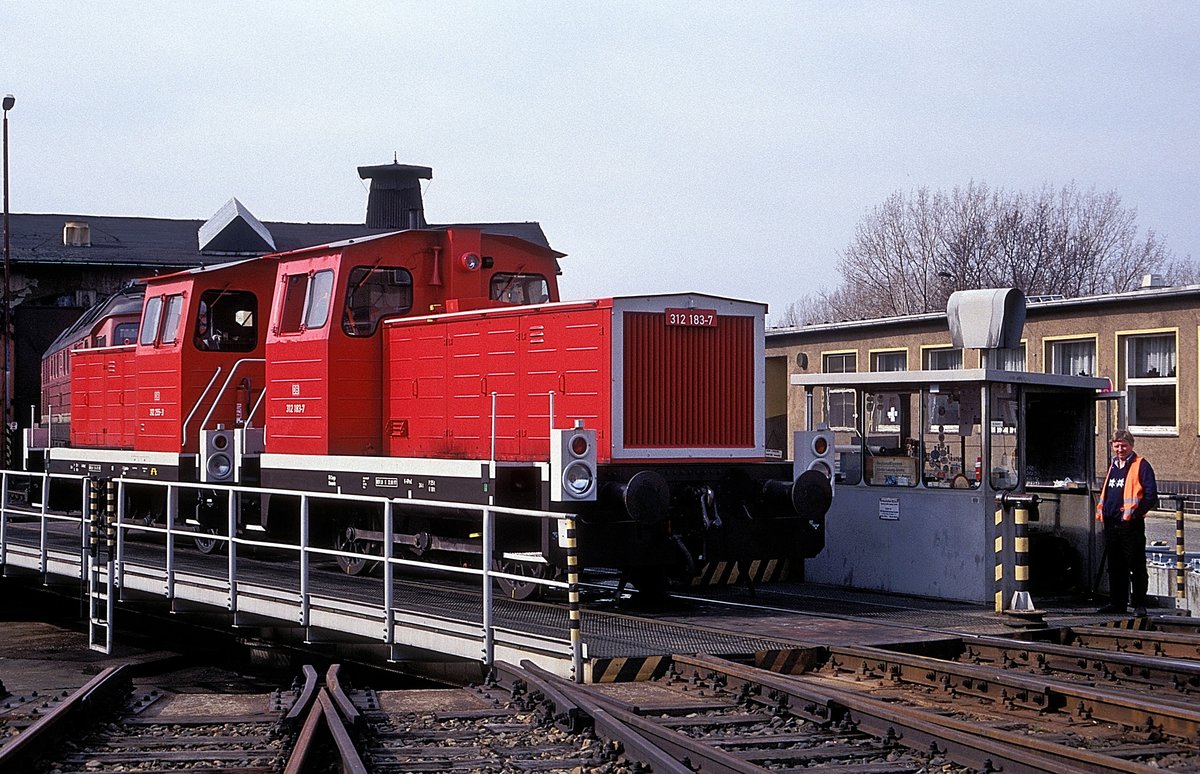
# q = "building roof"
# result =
<box><xmin>767</xmin><ymin>283</ymin><xmax>1200</xmax><ymax>340</ymax></box>
<box><xmin>8</xmin><ymin>212</ymin><xmax>558</xmax><ymax>270</ymax></box>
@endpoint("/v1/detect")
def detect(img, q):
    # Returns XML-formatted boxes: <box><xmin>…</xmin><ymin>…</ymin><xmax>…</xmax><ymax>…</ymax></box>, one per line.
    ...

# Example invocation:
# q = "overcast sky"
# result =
<box><xmin>2</xmin><ymin>2</ymin><xmax>1197</xmax><ymax>323</ymax></box>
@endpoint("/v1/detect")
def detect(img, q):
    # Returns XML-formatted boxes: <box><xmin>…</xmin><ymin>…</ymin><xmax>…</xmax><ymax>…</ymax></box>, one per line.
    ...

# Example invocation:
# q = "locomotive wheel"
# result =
<box><xmin>492</xmin><ymin>558</ymin><xmax>551</xmax><ymax>601</ymax></box>
<box><xmin>335</xmin><ymin>525</ymin><xmax>379</xmax><ymax>576</ymax></box>
<box><xmin>194</xmin><ymin>526</ymin><xmax>224</xmax><ymax>554</ymax></box>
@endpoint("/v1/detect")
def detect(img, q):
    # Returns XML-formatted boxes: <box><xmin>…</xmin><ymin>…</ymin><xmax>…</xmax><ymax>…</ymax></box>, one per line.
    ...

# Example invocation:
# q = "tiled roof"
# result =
<box><xmin>8</xmin><ymin>213</ymin><xmax>558</xmax><ymax>269</ymax></box>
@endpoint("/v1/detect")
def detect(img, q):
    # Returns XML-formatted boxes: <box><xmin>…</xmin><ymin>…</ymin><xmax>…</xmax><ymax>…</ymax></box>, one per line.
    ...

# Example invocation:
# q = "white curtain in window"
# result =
<box><xmin>994</xmin><ymin>346</ymin><xmax>1025</xmax><ymax>371</ymax></box>
<box><xmin>1131</xmin><ymin>336</ymin><xmax>1175</xmax><ymax>378</ymax></box>
<box><xmin>1054</xmin><ymin>341</ymin><xmax>1095</xmax><ymax>376</ymax></box>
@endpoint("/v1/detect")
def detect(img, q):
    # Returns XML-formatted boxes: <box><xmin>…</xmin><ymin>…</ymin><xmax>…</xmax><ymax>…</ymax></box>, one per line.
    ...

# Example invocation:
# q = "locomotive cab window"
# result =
<box><xmin>194</xmin><ymin>290</ymin><xmax>257</xmax><ymax>352</ymax></box>
<box><xmin>138</xmin><ymin>293</ymin><xmax>184</xmax><ymax>346</ymax></box>
<box><xmin>279</xmin><ymin>270</ymin><xmax>334</xmax><ymax>334</ymax></box>
<box><xmin>490</xmin><ymin>273</ymin><xmax>549</xmax><ymax>305</ymax></box>
<box><xmin>342</xmin><ymin>266</ymin><xmax>413</xmax><ymax>337</ymax></box>
<box><xmin>115</xmin><ymin>322</ymin><xmax>137</xmax><ymax>346</ymax></box>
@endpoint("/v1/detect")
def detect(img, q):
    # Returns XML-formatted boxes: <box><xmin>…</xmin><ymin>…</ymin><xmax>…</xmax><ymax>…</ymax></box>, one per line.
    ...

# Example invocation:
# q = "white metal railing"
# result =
<box><xmin>0</xmin><ymin>473</ymin><xmax>584</xmax><ymax>679</ymax></box>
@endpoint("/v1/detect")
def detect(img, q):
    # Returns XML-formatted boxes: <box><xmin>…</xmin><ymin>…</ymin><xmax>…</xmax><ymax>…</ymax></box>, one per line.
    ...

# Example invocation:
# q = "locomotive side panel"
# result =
<box><xmin>384</xmin><ymin>302</ymin><xmax>614</xmax><ymax>463</ymax></box>
<box><xmin>69</xmin><ymin>345</ymin><xmax>137</xmax><ymax>448</ymax></box>
<box><xmin>518</xmin><ymin>306</ymin><xmax>610</xmax><ymax>459</ymax></box>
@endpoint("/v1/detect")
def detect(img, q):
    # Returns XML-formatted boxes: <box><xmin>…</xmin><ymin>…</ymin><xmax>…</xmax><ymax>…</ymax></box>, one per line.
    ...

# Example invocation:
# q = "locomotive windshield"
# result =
<box><xmin>490</xmin><ymin>273</ymin><xmax>549</xmax><ymax>305</ymax></box>
<box><xmin>342</xmin><ymin>266</ymin><xmax>413</xmax><ymax>337</ymax></box>
<box><xmin>138</xmin><ymin>293</ymin><xmax>184</xmax><ymax>346</ymax></box>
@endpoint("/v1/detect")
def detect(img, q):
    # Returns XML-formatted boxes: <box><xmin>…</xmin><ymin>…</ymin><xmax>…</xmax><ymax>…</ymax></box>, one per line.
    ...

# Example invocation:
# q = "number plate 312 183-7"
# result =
<box><xmin>664</xmin><ymin>308</ymin><xmax>718</xmax><ymax>327</ymax></box>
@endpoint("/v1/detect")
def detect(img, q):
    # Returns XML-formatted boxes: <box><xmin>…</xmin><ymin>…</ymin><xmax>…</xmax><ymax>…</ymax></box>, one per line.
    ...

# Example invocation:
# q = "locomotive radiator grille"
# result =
<box><xmin>622</xmin><ymin>311</ymin><xmax>755</xmax><ymax>448</ymax></box>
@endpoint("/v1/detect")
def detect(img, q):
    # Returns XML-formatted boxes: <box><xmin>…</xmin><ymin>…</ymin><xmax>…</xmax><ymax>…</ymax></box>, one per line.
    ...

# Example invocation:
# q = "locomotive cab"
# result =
<box><xmin>47</xmin><ymin>259</ymin><xmax>277</xmax><ymax>482</ymax></box>
<box><xmin>260</xmin><ymin>228</ymin><xmax>562</xmax><ymax>460</ymax></box>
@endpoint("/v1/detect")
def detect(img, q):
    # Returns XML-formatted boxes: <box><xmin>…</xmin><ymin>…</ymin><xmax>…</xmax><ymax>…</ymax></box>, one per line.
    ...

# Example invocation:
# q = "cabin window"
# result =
<box><xmin>194</xmin><ymin>290</ymin><xmax>258</xmax><ymax>352</ymax></box>
<box><xmin>114</xmin><ymin>322</ymin><xmax>138</xmax><ymax>346</ymax></box>
<box><xmin>139</xmin><ymin>297</ymin><xmax>163</xmax><ymax>345</ymax></box>
<box><xmin>342</xmin><ymin>266</ymin><xmax>413</xmax><ymax>337</ymax></box>
<box><xmin>921</xmin><ymin>387</ymin><xmax>982</xmax><ymax>489</ymax></box>
<box><xmin>863</xmin><ymin>390</ymin><xmax>919</xmax><ymax>487</ymax></box>
<box><xmin>160</xmin><ymin>295</ymin><xmax>184</xmax><ymax>345</ymax></box>
<box><xmin>989</xmin><ymin>382</ymin><xmax>1020</xmax><ymax>490</ymax></box>
<box><xmin>279</xmin><ymin>275</ymin><xmax>308</xmax><ymax>333</ymax></box>
<box><xmin>305</xmin><ymin>270</ymin><xmax>334</xmax><ymax>329</ymax></box>
<box><xmin>279</xmin><ymin>270</ymin><xmax>333</xmax><ymax>334</ymax></box>
<box><xmin>490</xmin><ymin>273</ymin><xmax>550</xmax><ymax>305</ymax></box>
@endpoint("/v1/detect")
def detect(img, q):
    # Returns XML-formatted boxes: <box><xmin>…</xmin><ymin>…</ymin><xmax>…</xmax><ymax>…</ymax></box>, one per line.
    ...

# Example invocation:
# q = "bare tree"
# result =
<box><xmin>806</xmin><ymin>182</ymin><xmax>1189</xmax><ymax>321</ymax></box>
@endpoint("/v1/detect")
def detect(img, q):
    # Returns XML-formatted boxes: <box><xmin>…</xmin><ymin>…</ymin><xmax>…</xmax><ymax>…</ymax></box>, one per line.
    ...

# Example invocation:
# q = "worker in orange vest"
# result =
<box><xmin>1095</xmin><ymin>429</ymin><xmax>1158</xmax><ymax>616</ymax></box>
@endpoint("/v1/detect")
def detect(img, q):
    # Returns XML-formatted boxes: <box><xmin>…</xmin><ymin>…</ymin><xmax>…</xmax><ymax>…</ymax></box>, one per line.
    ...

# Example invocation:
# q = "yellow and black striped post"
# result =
<box><xmin>1011</xmin><ymin>498</ymin><xmax>1033</xmax><ymax>611</ymax></box>
<box><xmin>564</xmin><ymin>514</ymin><xmax>583</xmax><ymax>683</ymax></box>
<box><xmin>994</xmin><ymin>493</ymin><xmax>1040</xmax><ymax>614</ymax></box>
<box><xmin>104</xmin><ymin>479</ymin><xmax>117</xmax><ymax>556</ymax></box>
<box><xmin>1172</xmin><ymin>494</ymin><xmax>1187</xmax><ymax>605</ymax></box>
<box><xmin>994</xmin><ymin>501</ymin><xmax>1005</xmax><ymax>613</ymax></box>
<box><xmin>87</xmin><ymin>478</ymin><xmax>100</xmax><ymax>557</ymax></box>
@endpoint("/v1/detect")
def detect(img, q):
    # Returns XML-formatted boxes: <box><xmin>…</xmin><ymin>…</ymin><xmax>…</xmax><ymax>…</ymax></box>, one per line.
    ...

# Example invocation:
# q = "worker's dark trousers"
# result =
<box><xmin>1104</xmin><ymin>518</ymin><xmax>1148</xmax><ymax>607</ymax></box>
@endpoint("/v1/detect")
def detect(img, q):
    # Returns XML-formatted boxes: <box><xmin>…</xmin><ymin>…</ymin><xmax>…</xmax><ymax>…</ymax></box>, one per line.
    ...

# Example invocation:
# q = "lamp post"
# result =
<box><xmin>2</xmin><ymin>93</ymin><xmax>13</xmax><ymax>467</ymax></box>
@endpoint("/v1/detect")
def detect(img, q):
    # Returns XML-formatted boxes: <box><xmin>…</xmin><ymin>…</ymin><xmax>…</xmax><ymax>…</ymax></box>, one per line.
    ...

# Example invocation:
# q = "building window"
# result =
<box><xmin>1048</xmin><ymin>338</ymin><xmax>1096</xmax><ymax>376</ymax></box>
<box><xmin>871</xmin><ymin>350</ymin><xmax>907</xmax><ymax>372</ymax></box>
<box><xmin>1123</xmin><ymin>333</ymin><xmax>1176</xmax><ymax>432</ymax></box>
<box><xmin>821</xmin><ymin>352</ymin><xmax>856</xmax><ymax>431</ymax></box>
<box><xmin>924</xmin><ymin>347</ymin><xmax>962</xmax><ymax>370</ymax></box>
<box><xmin>822</xmin><ymin>352</ymin><xmax>856</xmax><ymax>373</ymax></box>
<box><xmin>994</xmin><ymin>343</ymin><xmax>1025</xmax><ymax>371</ymax></box>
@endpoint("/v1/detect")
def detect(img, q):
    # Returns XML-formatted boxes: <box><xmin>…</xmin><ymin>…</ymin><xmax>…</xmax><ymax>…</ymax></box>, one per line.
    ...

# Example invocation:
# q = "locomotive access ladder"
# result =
<box><xmin>86</xmin><ymin>479</ymin><xmax>115</xmax><ymax>654</ymax></box>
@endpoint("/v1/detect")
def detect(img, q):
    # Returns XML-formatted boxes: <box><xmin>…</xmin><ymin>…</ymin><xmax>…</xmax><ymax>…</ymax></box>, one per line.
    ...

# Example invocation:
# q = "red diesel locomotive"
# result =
<box><xmin>34</xmin><ymin>224</ymin><xmax>832</xmax><ymax>596</ymax></box>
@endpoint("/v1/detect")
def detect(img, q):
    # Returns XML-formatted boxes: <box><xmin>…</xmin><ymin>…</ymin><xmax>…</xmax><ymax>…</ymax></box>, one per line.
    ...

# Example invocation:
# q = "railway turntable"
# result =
<box><xmin>792</xmin><ymin>289</ymin><xmax>1113</xmax><ymax>611</ymax></box>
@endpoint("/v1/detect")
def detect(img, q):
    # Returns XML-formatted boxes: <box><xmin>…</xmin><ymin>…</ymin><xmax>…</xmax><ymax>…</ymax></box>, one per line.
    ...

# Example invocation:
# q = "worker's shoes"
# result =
<box><xmin>1134</xmin><ymin>606</ymin><xmax>1148</xmax><ymax>617</ymax></box>
<box><xmin>1094</xmin><ymin>604</ymin><xmax>1127</xmax><ymax>614</ymax></box>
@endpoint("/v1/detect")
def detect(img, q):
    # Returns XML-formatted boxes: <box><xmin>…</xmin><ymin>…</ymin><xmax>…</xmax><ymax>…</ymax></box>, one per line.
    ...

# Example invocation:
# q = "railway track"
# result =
<box><xmin>1</xmin><ymin>635</ymin><xmax>1199</xmax><ymax>772</ymax></box>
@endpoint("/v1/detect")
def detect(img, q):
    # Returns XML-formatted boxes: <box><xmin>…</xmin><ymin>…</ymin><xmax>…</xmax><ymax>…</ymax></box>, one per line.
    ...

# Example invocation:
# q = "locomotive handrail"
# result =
<box><xmin>180</xmin><ymin>366</ymin><xmax>224</xmax><ymax>449</ymax></box>
<box><xmin>196</xmin><ymin>358</ymin><xmax>266</xmax><ymax>438</ymax></box>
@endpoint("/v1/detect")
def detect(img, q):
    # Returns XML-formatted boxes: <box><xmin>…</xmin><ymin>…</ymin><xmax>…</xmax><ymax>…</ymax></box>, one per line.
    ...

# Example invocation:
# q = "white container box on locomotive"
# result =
<box><xmin>792</xmin><ymin>289</ymin><xmax>1113</xmax><ymax>607</ymax></box>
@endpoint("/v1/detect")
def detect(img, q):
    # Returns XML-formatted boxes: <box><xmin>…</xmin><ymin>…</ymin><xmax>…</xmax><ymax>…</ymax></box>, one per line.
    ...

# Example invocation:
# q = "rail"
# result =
<box><xmin>0</xmin><ymin>665</ymin><xmax>131</xmax><ymax>770</ymax></box>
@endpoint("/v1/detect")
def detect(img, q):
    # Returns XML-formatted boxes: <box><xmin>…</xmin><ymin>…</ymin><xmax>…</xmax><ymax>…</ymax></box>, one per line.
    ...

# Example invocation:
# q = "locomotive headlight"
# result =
<box><xmin>207</xmin><ymin>453</ymin><xmax>233</xmax><ymax>481</ymax></box>
<box><xmin>459</xmin><ymin>252</ymin><xmax>481</xmax><ymax>271</ymax></box>
<box><xmin>563</xmin><ymin>461</ymin><xmax>595</xmax><ymax>497</ymax></box>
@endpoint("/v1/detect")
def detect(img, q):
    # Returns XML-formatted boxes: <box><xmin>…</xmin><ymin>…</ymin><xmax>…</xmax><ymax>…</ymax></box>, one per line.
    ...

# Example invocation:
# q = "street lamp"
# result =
<box><xmin>3</xmin><ymin>93</ymin><xmax>13</xmax><ymax>467</ymax></box>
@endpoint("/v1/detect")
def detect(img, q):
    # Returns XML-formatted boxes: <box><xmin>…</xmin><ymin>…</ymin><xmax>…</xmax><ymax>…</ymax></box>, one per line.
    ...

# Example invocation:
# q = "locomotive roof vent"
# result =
<box><xmin>198</xmin><ymin>198</ymin><xmax>277</xmax><ymax>255</ymax></box>
<box><xmin>358</xmin><ymin>160</ymin><xmax>432</xmax><ymax>230</ymax></box>
<box><xmin>63</xmin><ymin>221</ymin><xmax>91</xmax><ymax>247</ymax></box>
